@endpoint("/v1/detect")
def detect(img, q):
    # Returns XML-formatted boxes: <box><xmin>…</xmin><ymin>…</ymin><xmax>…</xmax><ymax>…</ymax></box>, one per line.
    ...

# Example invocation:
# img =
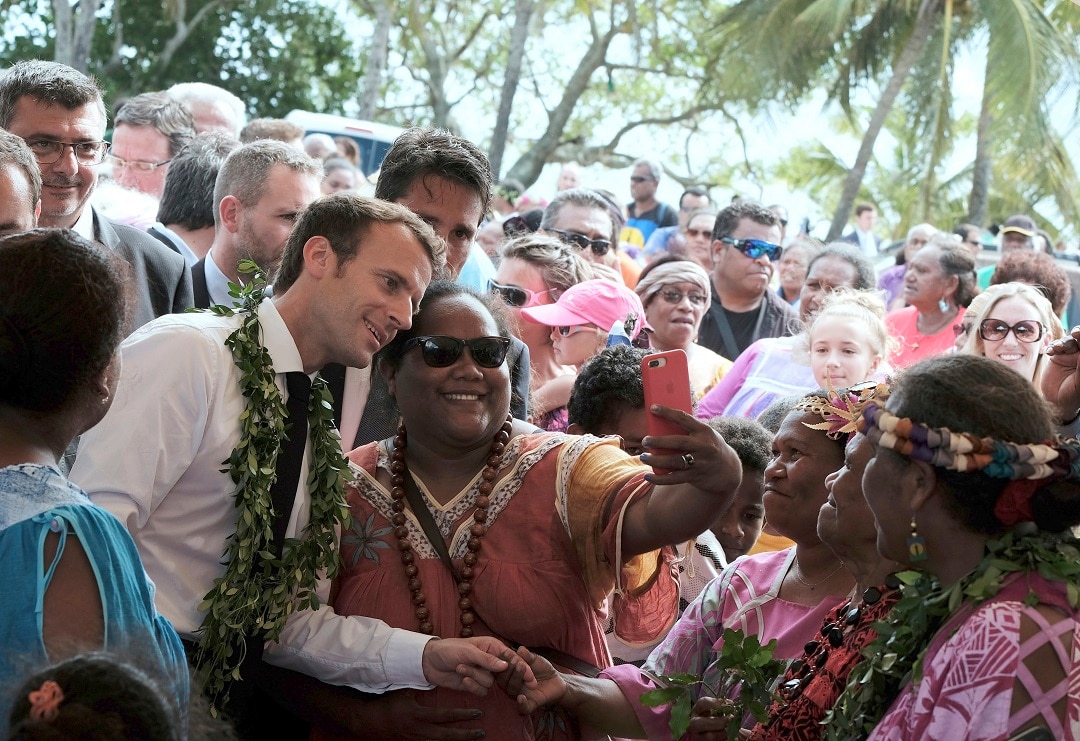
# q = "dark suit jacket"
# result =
<box><xmin>327</xmin><ymin>337</ymin><xmax>532</xmax><ymax>450</ymax></box>
<box><xmin>190</xmin><ymin>258</ymin><xmax>211</xmax><ymax>309</ymax></box>
<box><xmin>840</xmin><ymin>230</ymin><xmax>883</xmax><ymax>252</ymax></box>
<box><xmin>94</xmin><ymin>208</ymin><xmax>193</xmax><ymax>329</ymax></box>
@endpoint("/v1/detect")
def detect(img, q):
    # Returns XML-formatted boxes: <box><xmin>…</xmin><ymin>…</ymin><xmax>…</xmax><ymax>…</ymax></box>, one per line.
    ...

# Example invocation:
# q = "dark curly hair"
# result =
<box><xmin>887</xmin><ymin>354</ymin><xmax>1080</xmax><ymax>534</ymax></box>
<box><xmin>990</xmin><ymin>250</ymin><xmax>1072</xmax><ymax>317</ymax></box>
<box><xmin>705</xmin><ymin>416</ymin><xmax>772</xmax><ymax>473</ymax></box>
<box><xmin>566</xmin><ymin>346</ymin><xmax>648</xmax><ymax>432</ymax></box>
<box><xmin>0</xmin><ymin>230</ymin><xmax>128</xmax><ymax>413</ymax></box>
<box><xmin>7</xmin><ymin>653</ymin><xmax>177</xmax><ymax>741</ymax></box>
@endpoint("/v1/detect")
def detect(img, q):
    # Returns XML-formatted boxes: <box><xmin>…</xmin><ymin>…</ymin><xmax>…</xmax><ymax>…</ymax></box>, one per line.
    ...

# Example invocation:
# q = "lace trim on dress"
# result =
<box><xmin>350</xmin><ymin>433</ymin><xmax>568</xmax><ymax>559</ymax></box>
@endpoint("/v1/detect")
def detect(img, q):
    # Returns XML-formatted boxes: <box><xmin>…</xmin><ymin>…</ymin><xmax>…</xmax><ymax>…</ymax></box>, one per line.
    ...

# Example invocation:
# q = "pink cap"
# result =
<box><xmin>521</xmin><ymin>279</ymin><xmax>648</xmax><ymax>337</ymax></box>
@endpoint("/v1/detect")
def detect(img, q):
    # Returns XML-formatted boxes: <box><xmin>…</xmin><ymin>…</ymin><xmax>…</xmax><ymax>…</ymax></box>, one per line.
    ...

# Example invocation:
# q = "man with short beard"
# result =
<box><xmin>191</xmin><ymin>140</ymin><xmax>322</xmax><ymax>308</ymax></box>
<box><xmin>0</xmin><ymin>60</ymin><xmax>191</xmax><ymax>329</ymax></box>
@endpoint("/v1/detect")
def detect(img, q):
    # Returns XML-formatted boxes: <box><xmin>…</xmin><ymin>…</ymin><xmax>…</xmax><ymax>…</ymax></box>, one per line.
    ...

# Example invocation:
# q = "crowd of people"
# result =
<box><xmin>2</xmin><ymin>58</ymin><xmax>1080</xmax><ymax>741</ymax></box>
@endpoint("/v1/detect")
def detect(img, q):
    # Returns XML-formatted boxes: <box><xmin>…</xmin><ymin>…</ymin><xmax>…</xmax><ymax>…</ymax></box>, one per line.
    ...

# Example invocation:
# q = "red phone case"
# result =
<box><xmin>641</xmin><ymin>350</ymin><xmax>693</xmax><ymax>474</ymax></box>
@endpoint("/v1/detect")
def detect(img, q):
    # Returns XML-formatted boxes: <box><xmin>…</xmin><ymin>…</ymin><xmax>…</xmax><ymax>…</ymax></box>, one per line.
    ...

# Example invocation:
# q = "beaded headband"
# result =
<box><xmin>793</xmin><ymin>381</ymin><xmax>886</xmax><ymax>441</ymax></box>
<box><xmin>857</xmin><ymin>393</ymin><xmax>1080</xmax><ymax>525</ymax></box>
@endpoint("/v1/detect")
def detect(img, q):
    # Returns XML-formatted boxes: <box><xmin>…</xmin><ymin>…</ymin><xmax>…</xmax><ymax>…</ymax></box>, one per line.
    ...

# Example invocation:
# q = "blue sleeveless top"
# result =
<box><xmin>0</xmin><ymin>463</ymin><xmax>190</xmax><ymax>724</ymax></box>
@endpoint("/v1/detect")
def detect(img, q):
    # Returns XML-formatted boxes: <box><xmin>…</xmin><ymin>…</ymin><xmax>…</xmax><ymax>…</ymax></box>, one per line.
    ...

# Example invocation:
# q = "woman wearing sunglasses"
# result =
<box><xmin>634</xmin><ymin>256</ymin><xmax>733</xmax><ymax>397</ymax></box>
<box><xmin>960</xmin><ymin>282</ymin><xmax>1062</xmax><ymax>385</ymax></box>
<box><xmin>318</xmin><ymin>281</ymin><xmax>743</xmax><ymax>740</ymax></box>
<box><xmin>492</xmin><ymin>234</ymin><xmax>592</xmax><ymax>432</ymax></box>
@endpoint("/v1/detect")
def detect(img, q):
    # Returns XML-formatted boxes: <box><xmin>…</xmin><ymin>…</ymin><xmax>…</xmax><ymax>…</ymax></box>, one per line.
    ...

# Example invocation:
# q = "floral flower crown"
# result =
<box><xmin>857</xmin><ymin>391</ymin><xmax>1080</xmax><ymax>526</ymax></box>
<box><xmin>793</xmin><ymin>381</ymin><xmax>886</xmax><ymax>441</ymax></box>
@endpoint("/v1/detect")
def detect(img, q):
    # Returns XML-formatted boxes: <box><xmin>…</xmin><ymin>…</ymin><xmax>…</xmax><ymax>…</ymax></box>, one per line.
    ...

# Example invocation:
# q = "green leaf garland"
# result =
<box><xmin>823</xmin><ymin>528</ymin><xmax>1080</xmax><ymax>739</ymax></box>
<box><xmin>191</xmin><ymin>260</ymin><xmax>353</xmax><ymax>713</ymax></box>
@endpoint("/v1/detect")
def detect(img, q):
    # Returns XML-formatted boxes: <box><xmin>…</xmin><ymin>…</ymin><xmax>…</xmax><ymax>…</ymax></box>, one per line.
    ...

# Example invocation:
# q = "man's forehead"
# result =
<box><xmin>9</xmin><ymin>96</ymin><xmax>106</xmax><ymax>134</ymax></box>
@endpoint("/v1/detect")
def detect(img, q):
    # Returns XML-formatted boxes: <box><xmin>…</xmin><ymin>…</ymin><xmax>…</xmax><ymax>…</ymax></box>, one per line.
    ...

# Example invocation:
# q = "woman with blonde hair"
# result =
<box><xmin>491</xmin><ymin>233</ymin><xmax>592</xmax><ymax>431</ymax></box>
<box><xmin>960</xmin><ymin>282</ymin><xmax>1063</xmax><ymax>385</ymax></box>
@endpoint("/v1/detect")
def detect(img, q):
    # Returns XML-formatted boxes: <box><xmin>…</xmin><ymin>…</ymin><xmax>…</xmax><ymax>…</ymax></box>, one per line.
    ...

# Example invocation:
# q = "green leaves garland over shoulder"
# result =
<box><xmin>824</xmin><ymin>529</ymin><xmax>1080</xmax><ymax>739</ymax></box>
<box><xmin>191</xmin><ymin>260</ymin><xmax>353</xmax><ymax>713</ymax></box>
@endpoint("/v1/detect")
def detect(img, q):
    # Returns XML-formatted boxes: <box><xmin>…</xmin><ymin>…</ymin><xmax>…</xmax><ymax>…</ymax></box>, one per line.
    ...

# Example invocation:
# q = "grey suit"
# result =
<box><xmin>94</xmin><ymin>208</ymin><xmax>193</xmax><ymax>329</ymax></box>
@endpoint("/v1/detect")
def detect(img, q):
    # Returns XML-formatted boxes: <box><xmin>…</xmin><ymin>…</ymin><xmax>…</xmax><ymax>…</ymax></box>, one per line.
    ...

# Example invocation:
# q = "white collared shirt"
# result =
<box><xmin>71</xmin><ymin>298</ymin><xmax>431</xmax><ymax>692</ymax></box>
<box><xmin>72</xmin><ymin>206</ymin><xmax>95</xmax><ymax>241</ymax></box>
<box><xmin>203</xmin><ymin>248</ymin><xmax>238</xmax><ymax>307</ymax></box>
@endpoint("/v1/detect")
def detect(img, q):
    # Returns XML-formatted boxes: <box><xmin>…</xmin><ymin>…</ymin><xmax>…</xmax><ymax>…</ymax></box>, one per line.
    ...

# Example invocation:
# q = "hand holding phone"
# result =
<box><xmin>641</xmin><ymin>350</ymin><xmax>693</xmax><ymax>475</ymax></box>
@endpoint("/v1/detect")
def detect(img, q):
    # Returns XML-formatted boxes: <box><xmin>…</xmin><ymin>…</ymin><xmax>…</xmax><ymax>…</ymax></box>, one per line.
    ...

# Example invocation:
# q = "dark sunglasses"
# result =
<box><xmin>503</xmin><ymin>214</ymin><xmax>532</xmax><ymax>237</ymax></box>
<box><xmin>720</xmin><ymin>237</ymin><xmax>783</xmax><ymax>261</ymax></box>
<box><xmin>487</xmin><ymin>279</ymin><xmax>551</xmax><ymax>308</ymax></box>
<box><xmin>549</xmin><ymin>228</ymin><xmax>612</xmax><ymax>257</ymax></box>
<box><xmin>978</xmin><ymin>319</ymin><xmax>1044</xmax><ymax>343</ymax></box>
<box><xmin>629</xmin><ymin>175</ymin><xmax>653</xmax><ymax>183</ymax></box>
<box><xmin>400</xmin><ymin>335</ymin><xmax>511</xmax><ymax>368</ymax></box>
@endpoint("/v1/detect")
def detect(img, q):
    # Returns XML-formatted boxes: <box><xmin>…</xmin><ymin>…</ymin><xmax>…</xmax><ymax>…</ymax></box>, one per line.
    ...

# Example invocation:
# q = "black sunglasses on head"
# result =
<box><xmin>400</xmin><ymin>335</ymin><xmax>512</xmax><ymax>368</ymax></box>
<box><xmin>549</xmin><ymin>228</ymin><xmax>612</xmax><ymax>257</ymax></box>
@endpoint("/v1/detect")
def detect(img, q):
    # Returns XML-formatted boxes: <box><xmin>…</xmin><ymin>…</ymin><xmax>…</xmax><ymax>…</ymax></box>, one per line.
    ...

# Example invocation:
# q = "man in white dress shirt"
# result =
<box><xmin>71</xmin><ymin>195</ymin><xmax>519</xmax><ymax>735</ymax></box>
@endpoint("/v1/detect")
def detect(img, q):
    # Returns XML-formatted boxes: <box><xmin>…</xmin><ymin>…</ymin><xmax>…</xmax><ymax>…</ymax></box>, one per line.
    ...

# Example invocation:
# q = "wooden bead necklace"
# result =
<box><xmin>389</xmin><ymin>415</ymin><xmax>513</xmax><ymax>638</ymax></box>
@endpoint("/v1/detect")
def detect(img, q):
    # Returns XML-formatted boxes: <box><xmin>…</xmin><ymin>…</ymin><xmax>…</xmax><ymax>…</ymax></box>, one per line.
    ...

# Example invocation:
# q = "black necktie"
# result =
<box><xmin>269</xmin><ymin>371</ymin><xmax>311</xmax><ymax>553</ymax></box>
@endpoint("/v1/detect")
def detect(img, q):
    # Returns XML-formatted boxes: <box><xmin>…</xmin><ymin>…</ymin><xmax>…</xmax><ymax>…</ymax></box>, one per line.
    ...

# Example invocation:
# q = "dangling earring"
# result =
<box><xmin>101</xmin><ymin>395</ymin><xmax>110</xmax><ymax>405</ymax></box>
<box><xmin>907</xmin><ymin>516</ymin><xmax>927</xmax><ymax>562</ymax></box>
<box><xmin>938</xmin><ymin>296</ymin><xmax>949</xmax><ymax>313</ymax></box>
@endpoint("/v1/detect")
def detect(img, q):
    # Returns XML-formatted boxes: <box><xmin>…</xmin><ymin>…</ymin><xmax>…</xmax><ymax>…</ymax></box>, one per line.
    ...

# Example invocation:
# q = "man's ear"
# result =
<box><xmin>302</xmin><ymin>236</ymin><xmax>334</xmax><ymax>279</ymax></box>
<box><xmin>219</xmin><ymin>195</ymin><xmax>242</xmax><ymax>234</ymax></box>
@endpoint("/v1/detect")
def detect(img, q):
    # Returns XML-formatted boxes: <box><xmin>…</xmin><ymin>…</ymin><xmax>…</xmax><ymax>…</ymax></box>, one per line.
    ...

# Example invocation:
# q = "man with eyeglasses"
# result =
<box><xmin>110</xmin><ymin>91</ymin><xmax>196</xmax><ymax>200</ymax></box>
<box><xmin>697</xmin><ymin>200</ymin><xmax>799</xmax><ymax>361</ymax></box>
<box><xmin>642</xmin><ymin>185</ymin><xmax>713</xmax><ymax>261</ymax></box>
<box><xmin>540</xmin><ymin>187</ymin><xmax>622</xmax><ymax>275</ymax></box>
<box><xmin>0</xmin><ymin>60</ymin><xmax>192</xmax><ymax>329</ymax></box>
<box><xmin>625</xmin><ymin>157</ymin><xmax>677</xmax><ymax>244</ymax></box>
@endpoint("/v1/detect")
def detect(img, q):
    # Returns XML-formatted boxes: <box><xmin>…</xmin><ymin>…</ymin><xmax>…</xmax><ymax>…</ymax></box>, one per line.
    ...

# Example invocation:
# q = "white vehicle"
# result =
<box><xmin>284</xmin><ymin>110</ymin><xmax>404</xmax><ymax>177</ymax></box>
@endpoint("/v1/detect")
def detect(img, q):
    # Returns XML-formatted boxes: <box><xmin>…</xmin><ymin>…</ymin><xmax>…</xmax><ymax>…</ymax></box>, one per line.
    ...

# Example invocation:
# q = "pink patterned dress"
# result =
<box><xmin>604</xmin><ymin>548</ymin><xmax>844</xmax><ymax>739</ymax></box>
<box><xmin>870</xmin><ymin>571</ymin><xmax>1080</xmax><ymax>740</ymax></box>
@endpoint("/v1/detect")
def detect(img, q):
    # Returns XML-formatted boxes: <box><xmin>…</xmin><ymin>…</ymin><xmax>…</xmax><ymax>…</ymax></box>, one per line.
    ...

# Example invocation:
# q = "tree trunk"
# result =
<box><xmin>504</xmin><ymin>19</ymin><xmax>620</xmax><ymax>188</ymax></box>
<box><xmin>488</xmin><ymin>0</ymin><xmax>535</xmax><ymax>178</ymax></box>
<box><xmin>827</xmin><ymin>0</ymin><xmax>941</xmax><ymax>241</ymax></box>
<box><xmin>358</xmin><ymin>1</ymin><xmax>393</xmax><ymax>120</ymax></box>
<box><xmin>51</xmin><ymin>0</ymin><xmax>74</xmax><ymax>69</ymax></box>
<box><xmin>70</xmin><ymin>0</ymin><xmax>100</xmax><ymax>72</ymax></box>
<box><xmin>967</xmin><ymin>55</ymin><xmax>993</xmax><ymax>226</ymax></box>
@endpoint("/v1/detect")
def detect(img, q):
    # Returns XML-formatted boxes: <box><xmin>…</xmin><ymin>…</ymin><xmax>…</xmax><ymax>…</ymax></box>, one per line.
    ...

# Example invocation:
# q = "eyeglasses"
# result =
<box><xmin>106</xmin><ymin>154</ymin><xmax>173</xmax><ymax>173</ymax></box>
<box><xmin>400</xmin><ymin>335</ymin><xmax>511</xmax><ymax>368</ymax></box>
<box><xmin>549</xmin><ymin>228</ymin><xmax>611</xmax><ymax>257</ymax></box>
<box><xmin>659</xmin><ymin>289</ymin><xmax>707</xmax><ymax>306</ymax></box>
<box><xmin>953</xmin><ymin>322</ymin><xmax>972</xmax><ymax>338</ymax></box>
<box><xmin>720</xmin><ymin>237</ymin><xmax>783</xmax><ymax>261</ymax></box>
<box><xmin>685</xmin><ymin>228</ymin><xmax>711</xmax><ymax>239</ymax></box>
<box><xmin>487</xmin><ymin>279</ymin><xmax>551</xmax><ymax>308</ymax></box>
<box><xmin>629</xmin><ymin>176</ymin><xmax>654</xmax><ymax>184</ymax></box>
<box><xmin>556</xmin><ymin>325</ymin><xmax>597</xmax><ymax>338</ymax></box>
<box><xmin>978</xmin><ymin>319</ymin><xmax>1044</xmax><ymax>343</ymax></box>
<box><xmin>24</xmin><ymin>139</ymin><xmax>110</xmax><ymax>166</ymax></box>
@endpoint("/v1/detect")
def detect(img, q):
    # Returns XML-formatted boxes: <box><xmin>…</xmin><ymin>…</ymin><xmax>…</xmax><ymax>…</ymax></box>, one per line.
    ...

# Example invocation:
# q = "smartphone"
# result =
<box><xmin>641</xmin><ymin>350</ymin><xmax>693</xmax><ymax>474</ymax></box>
